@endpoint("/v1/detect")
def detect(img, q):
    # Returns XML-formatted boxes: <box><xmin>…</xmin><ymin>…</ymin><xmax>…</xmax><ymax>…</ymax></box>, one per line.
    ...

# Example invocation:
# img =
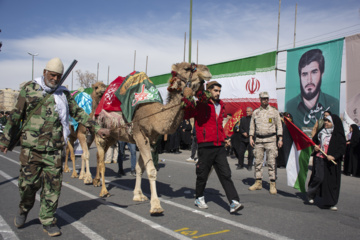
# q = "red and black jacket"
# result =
<box><xmin>184</xmin><ymin>99</ymin><xmax>226</xmax><ymax>147</ymax></box>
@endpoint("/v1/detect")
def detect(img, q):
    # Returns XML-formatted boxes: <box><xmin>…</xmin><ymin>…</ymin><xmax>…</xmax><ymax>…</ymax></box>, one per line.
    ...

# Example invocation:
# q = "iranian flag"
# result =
<box><xmin>150</xmin><ymin>51</ymin><xmax>277</xmax><ymax>116</ymax></box>
<box><xmin>284</xmin><ymin>117</ymin><xmax>315</xmax><ymax>192</ymax></box>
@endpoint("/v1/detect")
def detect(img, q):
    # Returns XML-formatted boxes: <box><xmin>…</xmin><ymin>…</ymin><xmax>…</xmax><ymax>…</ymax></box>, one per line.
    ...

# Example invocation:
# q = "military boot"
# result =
<box><xmin>269</xmin><ymin>181</ymin><xmax>277</xmax><ymax>195</ymax></box>
<box><xmin>248</xmin><ymin>179</ymin><xmax>262</xmax><ymax>191</ymax></box>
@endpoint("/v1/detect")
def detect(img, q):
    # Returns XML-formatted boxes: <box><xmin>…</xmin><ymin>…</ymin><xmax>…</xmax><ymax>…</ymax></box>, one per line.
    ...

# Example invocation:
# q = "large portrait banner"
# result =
<box><xmin>285</xmin><ymin>38</ymin><xmax>343</xmax><ymax>129</ymax></box>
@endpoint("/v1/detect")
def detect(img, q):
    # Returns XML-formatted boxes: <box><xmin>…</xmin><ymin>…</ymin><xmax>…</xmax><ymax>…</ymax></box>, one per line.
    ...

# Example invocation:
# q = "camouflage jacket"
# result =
<box><xmin>249</xmin><ymin>105</ymin><xmax>283</xmax><ymax>143</ymax></box>
<box><xmin>0</xmin><ymin>81</ymin><xmax>100</xmax><ymax>151</ymax></box>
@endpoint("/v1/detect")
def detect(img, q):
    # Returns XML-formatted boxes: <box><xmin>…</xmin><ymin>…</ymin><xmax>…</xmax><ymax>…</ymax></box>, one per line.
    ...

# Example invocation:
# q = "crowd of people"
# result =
<box><xmin>0</xmin><ymin>56</ymin><xmax>359</xmax><ymax>237</ymax></box>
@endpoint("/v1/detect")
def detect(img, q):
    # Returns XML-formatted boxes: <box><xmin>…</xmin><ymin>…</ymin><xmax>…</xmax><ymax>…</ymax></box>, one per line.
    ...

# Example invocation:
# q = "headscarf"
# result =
<box><xmin>34</xmin><ymin>76</ymin><xmax>70</xmax><ymax>143</ymax></box>
<box><xmin>318</xmin><ymin>115</ymin><xmax>334</xmax><ymax>150</ymax></box>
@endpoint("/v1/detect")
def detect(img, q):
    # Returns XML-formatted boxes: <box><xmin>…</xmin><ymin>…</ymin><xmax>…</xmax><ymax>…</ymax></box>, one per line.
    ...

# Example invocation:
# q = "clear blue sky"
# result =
<box><xmin>0</xmin><ymin>0</ymin><xmax>359</xmax><ymax>94</ymax></box>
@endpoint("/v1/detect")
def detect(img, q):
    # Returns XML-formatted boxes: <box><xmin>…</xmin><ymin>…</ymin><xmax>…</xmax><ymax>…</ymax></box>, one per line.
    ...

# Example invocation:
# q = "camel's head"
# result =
<box><xmin>169</xmin><ymin>62</ymin><xmax>212</xmax><ymax>97</ymax></box>
<box><xmin>91</xmin><ymin>82</ymin><xmax>107</xmax><ymax>101</ymax></box>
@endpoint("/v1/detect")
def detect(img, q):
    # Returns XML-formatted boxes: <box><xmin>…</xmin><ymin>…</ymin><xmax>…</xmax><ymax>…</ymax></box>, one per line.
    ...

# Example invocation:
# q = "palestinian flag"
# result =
<box><xmin>284</xmin><ymin>117</ymin><xmax>315</xmax><ymax>192</ymax></box>
<box><xmin>150</xmin><ymin>51</ymin><xmax>277</xmax><ymax>116</ymax></box>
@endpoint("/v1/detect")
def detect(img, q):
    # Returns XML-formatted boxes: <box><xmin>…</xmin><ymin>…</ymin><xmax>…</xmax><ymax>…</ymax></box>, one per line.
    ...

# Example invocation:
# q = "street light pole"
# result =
<box><xmin>27</xmin><ymin>52</ymin><xmax>38</xmax><ymax>80</ymax></box>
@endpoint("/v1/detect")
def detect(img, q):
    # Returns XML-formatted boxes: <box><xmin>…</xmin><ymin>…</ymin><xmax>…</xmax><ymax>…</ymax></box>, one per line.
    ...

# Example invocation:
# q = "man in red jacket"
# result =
<box><xmin>184</xmin><ymin>81</ymin><xmax>244</xmax><ymax>214</ymax></box>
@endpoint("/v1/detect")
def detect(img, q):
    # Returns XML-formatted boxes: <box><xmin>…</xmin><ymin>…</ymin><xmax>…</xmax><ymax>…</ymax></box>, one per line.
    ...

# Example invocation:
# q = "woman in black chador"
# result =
<box><xmin>307</xmin><ymin>114</ymin><xmax>346</xmax><ymax>211</ymax></box>
<box><xmin>343</xmin><ymin>124</ymin><xmax>360</xmax><ymax>177</ymax></box>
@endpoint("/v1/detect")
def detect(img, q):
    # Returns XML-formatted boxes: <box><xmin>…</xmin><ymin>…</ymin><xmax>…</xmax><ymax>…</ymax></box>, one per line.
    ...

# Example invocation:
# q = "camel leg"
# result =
<box><xmin>133</xmin><ymin>155</ymin><xmax>148</xmax><ymax>202</ymax></box>
<box><xmin>63</xmin><ymin>142</ymin><xmax>71</xmax><ymax>173</ymax></box>
<box><xmin>78</xmin><ymin>133</ymin><xmax>92</xmax><ymax>184</ymax></box>
<box><xmin>68</xmin><ymin>140</ymin><xmax>79</xmax><ymax>178</ymax></box>
<box><xmin>133</xmin><ymin>134</ymin><xmax>163</xmax><ymax>215</ymax></box>
<box><xmin>94</xmin><ymin>136</ymin><xmax>110</xmax><ymax>197</ymax></box>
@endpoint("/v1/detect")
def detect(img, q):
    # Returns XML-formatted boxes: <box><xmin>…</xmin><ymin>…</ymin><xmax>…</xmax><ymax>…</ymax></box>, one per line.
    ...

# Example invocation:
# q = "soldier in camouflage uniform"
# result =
<box><xmin>249</xmin><ymin>92</ymin><xmax>283</xmax><ymax>194</ymax></box>
<box><xmin>0</xmin><ymin>58</ymin><xmax>109</xmax><ymax>237</ymax></box>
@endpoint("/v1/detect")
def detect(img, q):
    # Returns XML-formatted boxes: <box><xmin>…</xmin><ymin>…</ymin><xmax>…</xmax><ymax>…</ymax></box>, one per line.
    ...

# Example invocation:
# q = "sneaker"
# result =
<box><xmin>330</xmin><ymin>206</ymin><xmax>338</xmax><ymax>211</ymax></box>
<box><xmin>14</xmin><ymin>211</ymin><xmax>28</xmax><ymax>228</ymax></box>
<box><xmin>194</xmin><ymin>196</ymin><xmax>208</xmax><ymax>209</ymax></box>
<box><xmin>186</xmin><ymin>157</ymin><xmax>195</xmax><ymax>162</ymax></box>
<box><xmin>130</xmin><ymin>170</ymin><xmax>136</xmax><ymax>177</ymax></box>
<box><xmin>43</xmin><ymin>224</ymin><xmax>61</xmax><ymax>237</ymax></box>
<box><xmin>230</xmin><ymin>200</ymin><xmax>244</xmax><ymax>213</ymax></box>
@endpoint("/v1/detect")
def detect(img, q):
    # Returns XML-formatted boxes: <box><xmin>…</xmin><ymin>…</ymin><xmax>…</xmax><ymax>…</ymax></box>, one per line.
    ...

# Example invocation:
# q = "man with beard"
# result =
<box><xmin>285</xmin><ymin>49</ymin><xmax>339</xmax><ymax>129</ymax></box>
<box><xmin>184</xmin><ymin>81</ymin><xmax>244</xmax><ymax>214</ymax></box>
<box><xmin>0</xmin><ymin>58</ymin><xmax>110</xmax><ymax>237</ymax></box>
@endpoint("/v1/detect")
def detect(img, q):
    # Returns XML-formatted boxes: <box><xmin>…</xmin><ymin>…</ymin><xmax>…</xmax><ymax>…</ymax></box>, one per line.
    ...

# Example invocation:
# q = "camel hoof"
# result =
<box><xmin>150</xmin><ymin>207</ymin><xmax>164</xmax><ymax>215</ymax></box>
<box><xmin>71</xmin><ymin>172</ymin><xmax>79</xmax><ymax>178</ymax></box>
<box><xmin>83</xmin><ymin>177</ymin><xmax>93</xmax><ymax>185</ymax></box>
<box><xmin>133</xmin><ymin>195</ymin><xmax>149</xmax><ymax>202</ymax></box>
<box><xmin>93</xmin><ymin>179</ymin><xmax>101</xmax><ymax>187</ymax></box>
<box><xmin>100</xmin><ymin>191</ymin><xmax>110</xmax><ymax>198</ymax></box>
<box><xmin>63</xmin><ymin>167</ymin><xmax>70</xmax><ymax>173</ymax></box>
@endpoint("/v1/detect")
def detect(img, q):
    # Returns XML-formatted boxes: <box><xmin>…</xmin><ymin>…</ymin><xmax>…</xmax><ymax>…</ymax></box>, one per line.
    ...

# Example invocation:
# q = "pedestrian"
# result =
<box><xmin>180</xmin><ymin>119</ymin><xmax>192</xmax><ymax>150</ymax></box>
<box><xmin>307</xmin><ymin>114</ymin><xmax>346</xmax><ymax>211</ymax></box>
<box><xmin>343</xmin><ymin>124</ymin><xmax>360</xmax><ymax>177</ymax></box>
<box><xmin>117</xmin><ymin>141</ymin><xmax>137</xmax><ymax>177</ymax></box>
<box><xmin>0</xmin><ymin>111</ymin><xmax>7</xmax><ymax>126</ymax></box>
<box><xmin>248</xmin><ymin>92</ymin><xmax>283</xmax><ymax>194</ymax></box>
<box><xmin>233</xmin><ymin>107</ymin><xmax>254</xmax><ymax>170</ymax></box>
<box><xmin>0</xmin><ymin>58</ymin><xmax>109</xmax><ymax>236</ymax></box>
<box><xmin>186</xmin><ymin>125</ymin><xmax>198</xmax><ymax>162</ymax></box>
<box><xmin>105</xmin><ymin>142</ymin><xmax>118</xmax><ymax>164</ymax></box>
<box><xmin>184</xmin><ymin>81</ymin><xmax>244</xmax><ymax>214</ymax></box>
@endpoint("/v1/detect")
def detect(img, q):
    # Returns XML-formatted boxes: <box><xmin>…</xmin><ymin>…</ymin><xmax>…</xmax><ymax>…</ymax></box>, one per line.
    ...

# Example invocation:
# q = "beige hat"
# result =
<box><xmin>259</xmin><ymin>91</ymin><xmax>269</xmax><ymax>98</ymax></box>
<box><xmin>45</xmin><ymin>57</ymin><xmax>64</xmax><ymax>74</ymax></box>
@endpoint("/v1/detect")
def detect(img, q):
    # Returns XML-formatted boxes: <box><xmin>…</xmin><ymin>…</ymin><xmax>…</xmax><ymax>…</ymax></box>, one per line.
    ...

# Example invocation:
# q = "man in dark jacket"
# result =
<box><xmin>184</xmin><ymin>81</ymin><xmax>244</xmax><ymax>214</ymax></box>
<box><xmin>233</xmin><ymin>107</ymin><xmax>254</xmax><ymax>170</ymax></box>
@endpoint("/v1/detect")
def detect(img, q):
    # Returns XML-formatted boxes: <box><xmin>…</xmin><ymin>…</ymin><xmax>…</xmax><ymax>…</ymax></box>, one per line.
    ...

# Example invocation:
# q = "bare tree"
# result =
<box><xmin>75</xmin><ymin>70</ymin><xmax>97</xmax><ymax>88</ymax></box>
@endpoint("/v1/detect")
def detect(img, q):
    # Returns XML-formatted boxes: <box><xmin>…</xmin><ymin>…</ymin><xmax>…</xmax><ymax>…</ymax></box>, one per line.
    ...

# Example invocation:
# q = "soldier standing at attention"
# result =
<box><xmin>249</xmin><ymin>92</ymin><xmax>283</xmax><ymax>194</ymax></box>
<box><xmin>0</xmin><ymin>58</ymin><xmax>110</xmax><ymax>237</ymax></box>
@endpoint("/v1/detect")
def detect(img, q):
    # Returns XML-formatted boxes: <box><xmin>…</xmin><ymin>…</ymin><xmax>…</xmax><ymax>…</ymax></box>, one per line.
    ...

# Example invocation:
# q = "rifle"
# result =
<box><xmin>7</xmin><ymin>60</ymin><xmax>78</xmax><ymax>151</ymax></box>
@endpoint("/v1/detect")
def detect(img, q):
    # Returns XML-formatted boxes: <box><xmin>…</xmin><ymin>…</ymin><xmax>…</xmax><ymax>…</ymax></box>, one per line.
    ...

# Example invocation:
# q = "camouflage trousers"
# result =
<box><xmin>18</xmin><ymin>148</ymin><xmax>63</xmax><ymax>226</ymax></box>
<box><xmin>253</xmin><ymin>141</ymin><xmax>278</xmax><ymax>181</ymax></box>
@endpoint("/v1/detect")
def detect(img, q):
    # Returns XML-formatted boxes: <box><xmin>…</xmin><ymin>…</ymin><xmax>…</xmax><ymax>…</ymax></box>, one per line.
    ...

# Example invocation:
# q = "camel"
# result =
<box><xmin>63</xmin><ymin>82</ymin><xmax>107</xmax><ymax>184</ymax></box>
<box><xmin>93</xmin><ymin>62</ymin><xmax>212</xmax><ymax>215</ymax></box>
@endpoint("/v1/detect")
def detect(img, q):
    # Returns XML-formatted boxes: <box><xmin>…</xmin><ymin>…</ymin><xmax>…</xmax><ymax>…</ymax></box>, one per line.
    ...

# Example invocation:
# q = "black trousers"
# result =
<box><xmin>190</xmin><ymin>137</ymin><xmax>198</xmax><ymax>159</ymax></box>
<box><xmin>195</xmin><ymin>146</ymin><xmax>240</xmax><ymax>203</ymax></box>
<box><xmin>233</xmin><ymin>141</ymin><xmax>254</xmax><ymax>167</ymax></box>
<box><xmin>307</xmin><ymin>157</ymin><xmax>325</xmax><ymax>199</ymax></box>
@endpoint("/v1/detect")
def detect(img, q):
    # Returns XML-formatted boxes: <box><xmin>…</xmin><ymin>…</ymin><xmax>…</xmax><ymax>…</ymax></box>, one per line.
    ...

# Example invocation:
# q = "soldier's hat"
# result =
<box><xmin>259</xmin><ymin>91</ymin><xmax>269</xmax><ymax>98</ymax></box>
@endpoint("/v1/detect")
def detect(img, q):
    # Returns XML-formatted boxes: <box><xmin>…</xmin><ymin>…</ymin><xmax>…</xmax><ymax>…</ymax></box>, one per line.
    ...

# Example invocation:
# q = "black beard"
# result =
<box><xmin>300</xmin><ymin>78</ymin><xmax>321</xmax><ymax>101</ymax></box>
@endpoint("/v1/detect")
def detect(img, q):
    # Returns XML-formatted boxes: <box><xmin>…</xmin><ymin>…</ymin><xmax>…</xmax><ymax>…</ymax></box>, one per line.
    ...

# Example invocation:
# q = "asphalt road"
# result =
<box><xmin>1</xmin><ymin>146</ymin><xmax>360</xmax><ymax>240</ymax></box>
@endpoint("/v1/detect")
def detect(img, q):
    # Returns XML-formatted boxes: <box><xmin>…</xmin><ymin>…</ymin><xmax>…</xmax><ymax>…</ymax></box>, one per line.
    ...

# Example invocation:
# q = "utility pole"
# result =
<box><xmin>184</xmin><ymin>32</ymin><xmax>186</xmax><ymax>62</ymax></box>
<box><xmin>188</xmin><ymin>0</ymin><xmax>193</xmax><ymax>63</ymax></box>
<box><xmin>275</xmin><ymin>0</ymin><xmax>281</xmax><ymax>83</ymax></box>
<box><xmin>97</xmin><ymin>62</ymin><xmax>99</xmax><ymax>81</ymax></box>
<box><xmin>27</xmin><ymin>52</ymin><xmax>39</xmax><ymax>81</ymax></box>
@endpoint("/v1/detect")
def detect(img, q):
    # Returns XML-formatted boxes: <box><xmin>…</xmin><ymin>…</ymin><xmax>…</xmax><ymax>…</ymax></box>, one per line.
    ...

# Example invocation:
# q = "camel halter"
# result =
<box><xmin>169</xmin><ymin>63</ymin><xmax>197</xmax><ymax>93</ymax></box>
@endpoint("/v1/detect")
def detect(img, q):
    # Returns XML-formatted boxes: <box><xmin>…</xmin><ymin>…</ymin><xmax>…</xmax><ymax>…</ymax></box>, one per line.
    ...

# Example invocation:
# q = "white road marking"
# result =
<box><xmin>0</xmin><ymin>214</ymin><xmax>19</xmax><ymax>240</ymax></box>
<box><xmin>0</xmin><ymin>154</ymin><xmax>191</xmax><ymax>240</ymax></box>
<box><xmin>2</xmin><ymin>151</ymin><xmax>293</xmax><ymax>240</ymax></box>
<box><xmin>0</xmin><ymin>169</ymin><xmax>105</xmax><ymax>240</ymax></box>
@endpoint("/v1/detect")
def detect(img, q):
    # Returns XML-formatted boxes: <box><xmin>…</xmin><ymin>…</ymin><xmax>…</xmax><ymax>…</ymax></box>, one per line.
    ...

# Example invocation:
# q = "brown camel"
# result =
<box><xmin>93</xmin><ymin>62</ymin><xmax>212</xmax><ymax>214</ymax></box>
<box><xmin>63</xmin><ymin>82</ymin><xmax>107</xmax><ymax>184</ymax></box>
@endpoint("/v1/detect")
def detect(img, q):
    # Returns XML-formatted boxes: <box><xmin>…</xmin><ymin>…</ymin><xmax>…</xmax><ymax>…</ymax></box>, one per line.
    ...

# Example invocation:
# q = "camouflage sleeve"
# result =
<box><xmin>249</xmin><ymin>114</ymin><xmax>255</xmax><ymax>136</ymax></box>
<box><xmin>66</xmin><ymin>92</ymin><xmax>101</xmax><ymax>133</ymax></box>
<box><xmin>0</xmin><ymin>87</ymin><xmax>27</xmax><ymax>148</ymax></box>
